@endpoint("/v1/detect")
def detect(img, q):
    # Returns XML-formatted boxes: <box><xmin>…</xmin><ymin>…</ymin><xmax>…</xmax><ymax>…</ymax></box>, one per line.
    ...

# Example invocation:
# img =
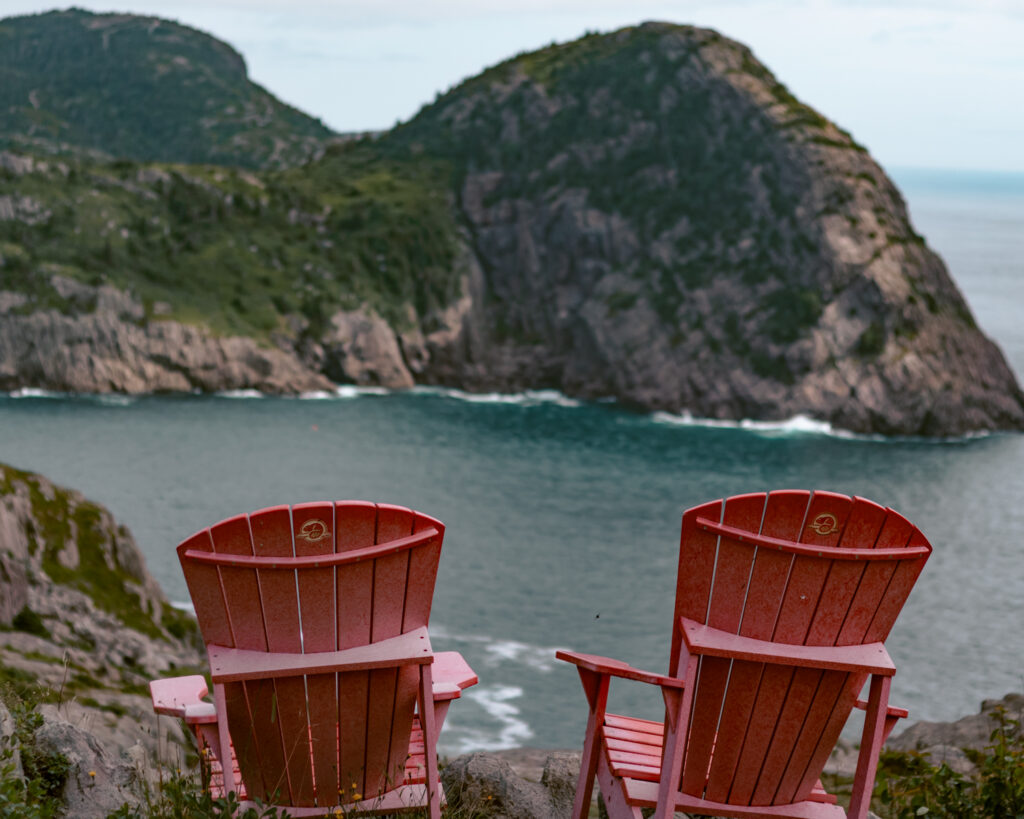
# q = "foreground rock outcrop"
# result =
<box><xmin>886</xmin><ymin>692</ymin><xmax>1024</xmax><ymax>775</ymax></box>
<box><xmin>0</xmin><ymin>462</ymin><xmax>204</xmax><ymax>814</ymax></box>
<box><xmin>2</xmin><ymin>21</ymin><xmax>1023</xmax><ymax>436</ymax></box>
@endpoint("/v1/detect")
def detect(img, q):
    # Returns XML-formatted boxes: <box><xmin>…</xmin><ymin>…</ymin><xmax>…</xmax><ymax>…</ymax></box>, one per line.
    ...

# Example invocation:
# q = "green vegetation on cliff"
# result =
<box><xmin>0</xmin><ymin>9</ymin><xmax>332</xmax><ymax>169</ymax></box>
<box><xmin>381</xmin><ymin>23</ymin><xmax>829</xmax><ymax>338</ymax></box>
<box><xmin>0</xmin><ymin>144</ymin><xmax>460</xmax><ymax>337</ymax></box>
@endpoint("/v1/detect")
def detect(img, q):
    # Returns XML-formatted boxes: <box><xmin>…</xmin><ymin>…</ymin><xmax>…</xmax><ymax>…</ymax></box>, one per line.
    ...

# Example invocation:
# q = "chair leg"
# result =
<box><xmin>213</xmin><ymin>683</ymin><xmax>236</xmax><ymax>797</ymax></box>
<box><xmin>653</xmin><ymin>653</ymin><xmax>698</xmax><ymax>819</ymax></box>
<box><xmin>596</xmin><ymin>750</ymin><xmax>644</xmax><ymax>819</ymax></box>
<box><xmin>418</xmin><ymin>665</ymin><xmax>442</xmax><ymax>819</ymax></box>
<box><xmin>848</xmin><ymin>674</ymin><xmax>891</xmax><ymax>819</ymax></box>
<box><xmin>572</xmin><ymin>669</ymin><xmax>610</xmax><ymax>819</ymax></box>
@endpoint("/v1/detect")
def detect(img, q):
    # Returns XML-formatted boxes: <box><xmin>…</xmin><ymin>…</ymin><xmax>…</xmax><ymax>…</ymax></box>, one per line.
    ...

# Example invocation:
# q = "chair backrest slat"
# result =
<box><xmin>210</xmin><ymin>514</ymin><xmax>266</xmax><ymax>651</ymax></box>
<box><xmin>247</xmin><ymin>505</ymin><xmax>313</xmax><ymax>805</ymax></box>
<box><xmin>681</xmin><ymin>493</ymin><xmax>765</xmax><ymax>796</ymax></box>
<box><xmin>835</xmin><ymin>508</ymin><xmax>915</xmax><ymax>644</ymax></box>
<box><xmin>222</xmin><ymin>678</ymin><xmax>270</xmax><ymax>798</ymax></box>
<box><xmin>251</xmin><ymin>505</ymin><xmax>302</xmax><ymax>652</ymax></box>
<box><xmin>404</xmin><ymin>512</ymin><xmax>444</xmax><ymax>632</ymax></box>
<box><xmin>671</xmin><ymin>499</ymin><xmax>723</xmax><ymax>673</ymax></box>
<box><xmin>179</xmin><ymin>528</ymin><xmax>233</xmax><ymax>646</ymax></box>
<box><xmin>372</xmin><ymin>504</ymin><xmax>416</xmax><ymax>642</ymax></box>
<box><xmin>292</xmin><ymin>501</ymin><xmax>338</xmax><ymax>653</ymax></box>
<box><xmin>335</xmin><ymin>502</ymin><xmax>379</xmax><ymax>651</ymax></box>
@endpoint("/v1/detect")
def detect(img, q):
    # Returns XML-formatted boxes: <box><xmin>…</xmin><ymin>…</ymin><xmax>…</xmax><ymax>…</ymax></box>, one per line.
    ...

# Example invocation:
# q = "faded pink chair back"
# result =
<box><xmin>178</xmin><ymin>501</ymin><xmax>443</xmax><ymax>808</ymax></box>
<box><xmin>669</xmin><ymin>490</ymin><xmax>931</xmax><ymax>808</ymax></box>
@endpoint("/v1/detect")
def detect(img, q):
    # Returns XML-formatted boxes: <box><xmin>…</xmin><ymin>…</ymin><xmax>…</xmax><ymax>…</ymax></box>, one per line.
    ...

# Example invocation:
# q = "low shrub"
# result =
<box><xmin>874</xmin><ymin>706</ymin><xmax>1024</xmax><ymax>817</ymax></box>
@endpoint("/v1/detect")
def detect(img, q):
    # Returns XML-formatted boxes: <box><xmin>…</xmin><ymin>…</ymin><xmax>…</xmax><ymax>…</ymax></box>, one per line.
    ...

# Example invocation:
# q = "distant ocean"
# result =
<box><xmin>1</xmin><ymin>168</ymin><xmax>1022</xmax><ymax>753</ymax></box>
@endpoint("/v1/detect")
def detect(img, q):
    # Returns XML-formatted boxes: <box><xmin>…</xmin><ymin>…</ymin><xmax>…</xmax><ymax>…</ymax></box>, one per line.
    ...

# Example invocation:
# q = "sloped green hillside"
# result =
<box><xmin>0</xmin><ymin>9</ymin><xmax>333</xmax><ymax>168</ymax></box>
<box><xmin>0</xmin><ymin>144</ymin><xmax>459</xmax><ymax>337</ymax></box>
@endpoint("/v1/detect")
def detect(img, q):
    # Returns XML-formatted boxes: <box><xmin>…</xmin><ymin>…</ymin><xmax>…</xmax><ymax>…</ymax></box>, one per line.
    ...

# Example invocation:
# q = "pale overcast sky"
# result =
<box><xmin>5</xmin><ymin>0</ymin><xmax>1024</xmax><ymax>173</ymax></box>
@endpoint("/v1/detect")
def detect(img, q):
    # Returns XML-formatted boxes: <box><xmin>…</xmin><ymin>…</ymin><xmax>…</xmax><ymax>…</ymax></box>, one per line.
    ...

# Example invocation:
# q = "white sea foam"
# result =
<box><xmin>443</xmin><ymin>685</ymin><xmax>533</xmax><ymax>753</ymax></box>
<box><xmin>335</xmin><ymin>385</ymin><xmax>389</xmax><ymax>398</ymax></box>
<box><xmin>413</xmin><ymin>386</ymin><xmax>581</xmax><ymax>408</ymax></box>
<box><xmin>215</xmin><ymin>389</ymin><xmax>265</xmax><ymax>399</ymax></box>
<box><xmin>94</xmin><ymin>394</ymin><xmax>136</xmax><ymax>406</ymax></box>
<box><xmin>296</xmin><ymin>390</ymin><xmax>335</xmax><ymax>400</ymax></box>
<box><xmin>650</xmin><ymin>410</ymin><xmax>998</xmax><ymax>443</ymax></box>
<box><xmin>652</xmin><ymin>410</ymin><xmax>847</xmax><ymax>438</ymax></box>
<box><xmin>9</xmin><ymin>387</ymin><xmax>66</xmax><ymax>399</ymax></box>
<box><xmin>430</xmin><ymin>626</ymin><xmax>561</xmax><ymax>673</ymax></box>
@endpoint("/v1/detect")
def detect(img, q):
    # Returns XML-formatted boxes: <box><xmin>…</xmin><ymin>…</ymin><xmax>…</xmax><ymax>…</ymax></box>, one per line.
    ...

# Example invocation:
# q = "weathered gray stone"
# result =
<box><xmin>322</xmin><ymin>307</ymin><xmax>414</xmax><ymax>388</ymax></box>
<box><xmin>33</xmin><ymin>708</ymin><xmax>144</xmax><ymax>817</ymax></box>
<box><xmin>0</xmin><ymin>281</ymin><xmax>334</xmax><ymax>395</ymax></box>
<box><xmin>0</xmin><ymin>700</ymin><xmax>23</xmax><ymax>778</ymax></box>
<box><xmin>886</xmin><ymin>692</ymin><xmax>1024</xmax><ymax>774</ymax></box>
<box><xmin>442</xmin><ymin>751</ymin><xmax>579</xmax><ymax>819</ymax></box>
<box><xmin>540</xmin><ymin>751</ymin><xmax>581</xmax><ymax>817</ymax></box>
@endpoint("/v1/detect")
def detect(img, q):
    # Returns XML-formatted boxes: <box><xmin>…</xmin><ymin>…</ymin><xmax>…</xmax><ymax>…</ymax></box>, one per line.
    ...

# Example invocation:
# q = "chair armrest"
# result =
<box><xmin>555</xmin><ymin>650</ymin><xmax>686</xmax><ymax>689</ymax></box>
<box><xmin>679</xmin><ymin>617</ymin><xmax>896</xmax><ymax>676</ymax></box>
<box><xmin>150</xmin><ymin>675</ymin><xmax>217</xmax><ymax>724</ymax></box>
<box><xmin>208</xmin><ymin>625</ymin><xmax>433</xmax><ymax>683</ymax></box>
<box><xmin>432</xmin><ymin>651</ymin><xmax>478</xmax><ymax>701</ymax></box>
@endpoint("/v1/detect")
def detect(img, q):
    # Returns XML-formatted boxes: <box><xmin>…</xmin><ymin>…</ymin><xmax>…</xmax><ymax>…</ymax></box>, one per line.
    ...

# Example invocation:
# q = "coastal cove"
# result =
<box><xmin>1</xmin><ymin>170</ymin><xmax>1022</xmax><ymax>757</ymax></box>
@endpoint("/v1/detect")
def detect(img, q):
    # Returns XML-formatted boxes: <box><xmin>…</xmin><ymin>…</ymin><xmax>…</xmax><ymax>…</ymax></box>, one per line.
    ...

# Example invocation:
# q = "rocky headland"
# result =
<box><xmin>1</xmin><ymin>17</ymin><xmax>1023</xmax><ymax>436</ymax></box>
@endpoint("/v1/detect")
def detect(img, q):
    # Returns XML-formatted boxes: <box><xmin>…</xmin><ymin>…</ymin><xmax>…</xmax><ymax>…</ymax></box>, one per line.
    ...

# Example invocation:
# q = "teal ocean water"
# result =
<box><xmin>1</xmin><ymin>168</ymin><xmax>1022</xmax><ymax>753</ymax></box>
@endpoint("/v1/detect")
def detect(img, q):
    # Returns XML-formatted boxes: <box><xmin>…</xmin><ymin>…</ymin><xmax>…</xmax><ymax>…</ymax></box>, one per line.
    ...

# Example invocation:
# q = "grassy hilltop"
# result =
<box><xmin>0</xmin><ymin>9</ymin><xmax>332</xmax><ymax>168</ymax></box>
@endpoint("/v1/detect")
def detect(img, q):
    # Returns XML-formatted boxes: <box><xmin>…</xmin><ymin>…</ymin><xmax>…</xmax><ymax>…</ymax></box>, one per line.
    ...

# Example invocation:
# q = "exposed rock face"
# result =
<box><xmin>0</xmin><ymin>277</ymin><xmax>334</xmax><ymax>394</ymax></box>
<box><xmin>32</xmin><ymin>707</ymin><xmax>149</xmax><ymax>816</ymax></box>
<box><xmin>0</xmin><ymin>461</ymin><xmax>203</xmax><ymax>813</ymax></box>
<box><xmin>886</xmin><ymin>692</ymin><xmax>1024</xmax><ymax>775</ymax></box>
<box><xmin>321</xmin><ymin>307</ymin><xmax>415</xmax><ymax>388</ymax></box>
<box><xmin>441</xmin><ymin>750</ymin><xmax>579</xmax><ymax>819</ymax></box>
<box><xmin>387</xmin><ymin>22</ymin><xmax>1024</xmax><ymax>436</ymax></box>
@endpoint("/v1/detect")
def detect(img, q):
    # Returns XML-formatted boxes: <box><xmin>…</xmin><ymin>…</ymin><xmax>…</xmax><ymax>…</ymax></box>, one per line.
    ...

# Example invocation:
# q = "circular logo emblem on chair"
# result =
<box><xmin>297</xmin><ymin>518</ymin><xmax>331</xmax><ymax>543</ymax></box>
<box><xmin>808</xmin><ymin>513</ymin><xmax>840</xmax><ymax>536</ymax></box>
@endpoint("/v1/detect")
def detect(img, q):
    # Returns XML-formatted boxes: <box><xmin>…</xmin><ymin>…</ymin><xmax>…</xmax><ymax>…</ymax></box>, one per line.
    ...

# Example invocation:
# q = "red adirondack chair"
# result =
<box><xmin>557</xmin><ymin>490</ymin><xmax>931</xmax><ymax>819</ymax></box>
<box><xmin>149</xmin><ymin>501</ymin><xmax>477</xmax><ymax>818</ymax></box>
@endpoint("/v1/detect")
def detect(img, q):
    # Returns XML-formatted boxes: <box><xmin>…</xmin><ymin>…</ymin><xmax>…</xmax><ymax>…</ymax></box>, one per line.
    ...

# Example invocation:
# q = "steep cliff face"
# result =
<box><xmin>0</xmin><ymin>276</ymin><xmax>334</xmax><ymax>394</ymax></box>
<box><xmin>383</xmin><ymin>22</ymin><xmax>1024</xmax><ymax>435</ymax></box>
